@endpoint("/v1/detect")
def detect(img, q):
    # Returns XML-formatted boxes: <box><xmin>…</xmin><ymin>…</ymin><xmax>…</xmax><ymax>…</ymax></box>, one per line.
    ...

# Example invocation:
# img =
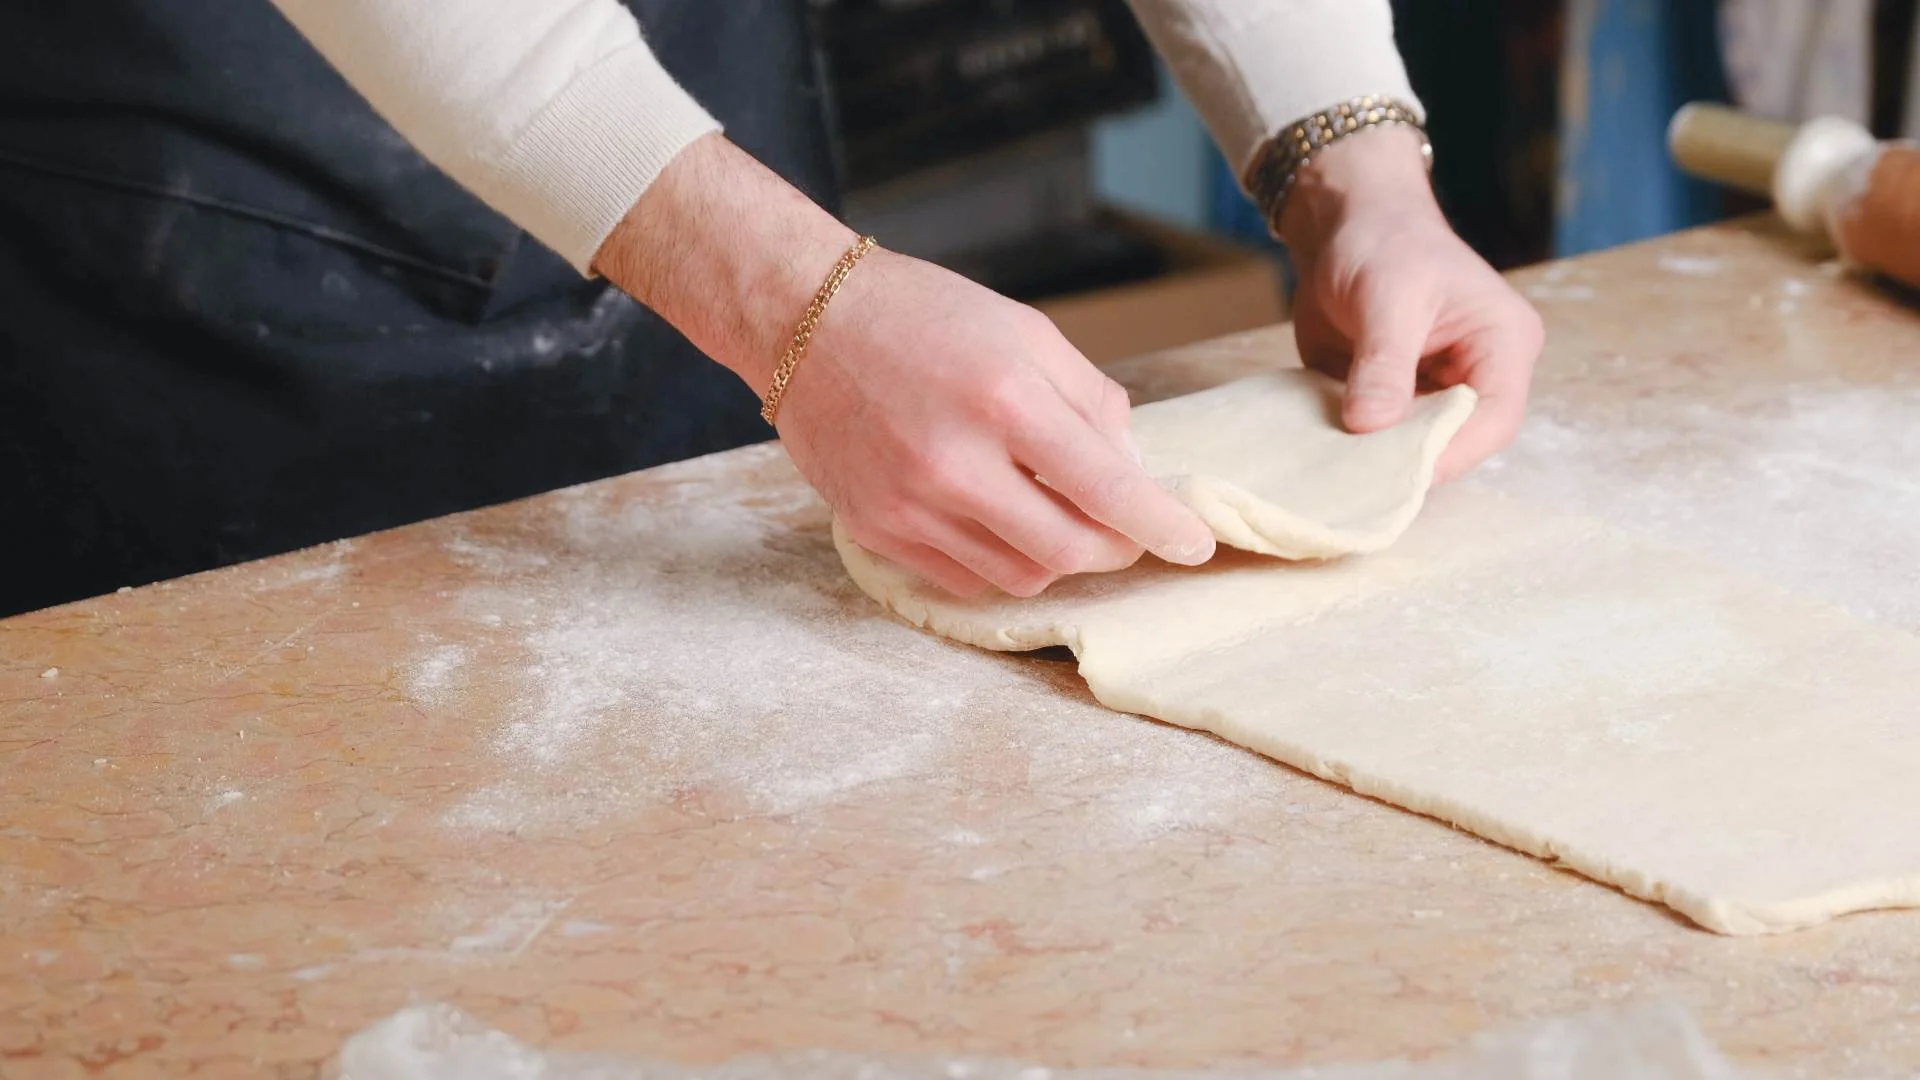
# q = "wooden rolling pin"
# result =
<box><xmin>1669</xmin><ymin>103</ymin><xmax>1920</xmax><ymax>290</ymax></box>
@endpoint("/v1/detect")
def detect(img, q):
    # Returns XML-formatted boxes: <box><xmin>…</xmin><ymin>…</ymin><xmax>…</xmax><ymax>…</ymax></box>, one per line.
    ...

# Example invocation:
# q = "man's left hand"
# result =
<box><xmin>1278</xmin><ymin>126</ymin><xmax>1544</xmax><ymax>482</ymax></box>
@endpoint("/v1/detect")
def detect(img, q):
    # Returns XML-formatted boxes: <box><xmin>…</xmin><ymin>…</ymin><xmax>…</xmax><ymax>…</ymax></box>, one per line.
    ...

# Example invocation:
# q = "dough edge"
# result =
<box><xmin>1159</xmin><ymin>382</ymin><xmax>1477</xmax><ymax>558</ymax></box>
<box><xmin>1098</xmin><ymin>688</ymin><xmax>1920</xmax><ymax>936</ymax></box>
<box><xmin>834</xmin><ymin>534</ymin><xmax>1919</xmax><ymax>937</ymax></box>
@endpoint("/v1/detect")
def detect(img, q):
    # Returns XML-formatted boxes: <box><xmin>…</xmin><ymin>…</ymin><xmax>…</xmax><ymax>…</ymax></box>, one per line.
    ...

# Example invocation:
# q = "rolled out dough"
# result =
<box><xmin>836</xmin><ymin>374</ymin><xmax>1920</xmax><ymax>935</ymax></box>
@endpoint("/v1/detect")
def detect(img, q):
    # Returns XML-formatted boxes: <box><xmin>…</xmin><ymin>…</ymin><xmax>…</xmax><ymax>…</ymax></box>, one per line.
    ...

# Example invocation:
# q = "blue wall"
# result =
<box><xmin>1554</xmin><ymin>0</ymin><xmax>1731</xmax><ymax>256</ymax></box>
<box><xmin>1090</xmin><ymin>61</ymin><xmax>1214</xmax><ymax>230</ymax></box>
<box><xmin>1093</xmin><ymin>2</ymin><xmax>1737</xmax><ymax>261</ymax></box>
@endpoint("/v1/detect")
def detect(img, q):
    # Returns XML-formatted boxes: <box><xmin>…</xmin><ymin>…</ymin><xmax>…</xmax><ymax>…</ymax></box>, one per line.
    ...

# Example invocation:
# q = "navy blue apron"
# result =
<box><xmin>0</xmin><ymin>1</ymin><xmax>838</xmax><ymax>615</ymax></box>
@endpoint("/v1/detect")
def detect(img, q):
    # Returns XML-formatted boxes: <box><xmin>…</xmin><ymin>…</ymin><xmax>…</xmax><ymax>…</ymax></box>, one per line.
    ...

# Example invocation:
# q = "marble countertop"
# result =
<box><xmin>5</xmin><ymin>218</ymin><xmax>1920</xmax><ymax>1078</ymax></box>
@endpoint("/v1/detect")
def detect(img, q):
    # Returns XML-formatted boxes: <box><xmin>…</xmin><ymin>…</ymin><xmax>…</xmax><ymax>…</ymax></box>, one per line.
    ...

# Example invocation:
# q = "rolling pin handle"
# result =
<box><xmin>1669</xmin><ymin>103</ymin><xmax>1881</xmax><ymax>239</ymax></box>
<box><xmin>1667</xmin><ymin>102</ymin><xmax>1794</xmax><ymax>198</ymax></box>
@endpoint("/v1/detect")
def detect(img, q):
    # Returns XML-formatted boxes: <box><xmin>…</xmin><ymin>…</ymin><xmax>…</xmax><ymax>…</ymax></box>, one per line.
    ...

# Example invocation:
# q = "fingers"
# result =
<box><xmin>854</xmin><ymin>530</ymin><xmax>992</xmax><ymax>598</ymax></box>
<box><xmin>915</xmin><ymin>515</ymin><xmax>1063</xmax><ymax>598</ymax></box>
<box><xmin>967</xmin><ymin>469</ymin><xmax>1144</xmax><ymax>577</ymax></box>
<box><xmin>1431</xmin><ymin>308</ymin><xmax>1543</xmax><ymax>483</ymax></box>
<box><xmin>1343</xmin><ymin>287</ymin><xmax>1435</xmax><ymax>433</ymax></box>
<box><xmin>1024</xmin><ymin>312</ymin><xmax>1139</xmax><ymax>454</ymax></box>
<box><xmin>816</xmin><ymin>296</ymin><xmax>1218</xmax><ymax>596</ymax></box>
<box><xmin>1080</xmin><ymin>372</ymin><xmax>1136</xmax><ymax>444</ymax></box>
<box><xmin>853</xmin><ymin>500</ymin><xmax>1070</xmax><ymax>598</ymax></box>
<box><xmin>1292</xmin><ymin>298</ymin><xmax>1353</xmax><ymax>382</ymax></box>
<box><xmin>1006</xmin><ymin>395</ymin><xmax>1215</xmax><ymax>566</ymax></box>
<box><xmin>993</xmin><ymin>334</ymin><xmax>1215</xmax><ymax>568</ymax></box>
<box><xmin>855</xmin><ymin>479</ymin><xmax>1143</xmax><ymax>598</ymax></box>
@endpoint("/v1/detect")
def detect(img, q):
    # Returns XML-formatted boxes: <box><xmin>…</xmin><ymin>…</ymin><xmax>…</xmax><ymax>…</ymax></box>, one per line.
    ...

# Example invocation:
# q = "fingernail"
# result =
<box><xmin>1161</xmin><ymin>535</ymin><xmax>1215</xmax><ymax>566</ymax></box>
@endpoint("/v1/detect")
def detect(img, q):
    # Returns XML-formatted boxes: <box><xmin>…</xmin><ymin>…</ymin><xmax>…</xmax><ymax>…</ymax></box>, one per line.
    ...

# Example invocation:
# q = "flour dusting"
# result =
<box><xmin>447</xmin><ymin>897</ymin><xmax>570</xmax><ymax>955</ymax></box>
<box><xmin>423</xmin><ymin>449</ymin><xmax>1272</xmax><ymax>841</ymax></box>
<box><xmin>1658</xmin><ymin>254</ymin><xmax>1726</xmax><ymax>276</ymax></box>
<box><xmin>407</xmin><ymin>644</ymin><xmax>468</xmax><ymax>707</ymax></box>
<box><xmin>251</xmin><ymin>538</ymin><xmax>355</xmax><ymax>592</ymax></box>
<box><xmin>1483</xmin><ymin>377</ymin><xmax>1920</xmax><ymax>631</ymax></box>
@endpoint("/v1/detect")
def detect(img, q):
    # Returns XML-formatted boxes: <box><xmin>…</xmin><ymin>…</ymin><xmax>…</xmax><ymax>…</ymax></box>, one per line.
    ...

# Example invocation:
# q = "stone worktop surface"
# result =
<box><xmin>5</xmin><ymin>218</ymin><xmax>1920</xmax><ymax>1077</ymax></box>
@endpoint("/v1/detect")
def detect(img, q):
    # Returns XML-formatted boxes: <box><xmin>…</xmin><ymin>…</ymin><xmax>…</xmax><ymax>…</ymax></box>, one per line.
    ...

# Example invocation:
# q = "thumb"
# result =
<box><xmin>1342</xmin><ymin>290</ymin><xmax>1432</xmax><ymax>433</ymax></box>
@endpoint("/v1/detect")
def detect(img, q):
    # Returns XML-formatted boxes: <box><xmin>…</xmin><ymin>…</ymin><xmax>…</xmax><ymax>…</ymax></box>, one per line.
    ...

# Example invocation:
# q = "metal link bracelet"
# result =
<box><xmin>760</xmin><ymin>234</ymin><xmax>877</xmax><ymax>426</ymax></box>
<box><xmin>1242</xmin><ymin>95</ymin><xmax>1432</xmax><ymax>238</ymax></box>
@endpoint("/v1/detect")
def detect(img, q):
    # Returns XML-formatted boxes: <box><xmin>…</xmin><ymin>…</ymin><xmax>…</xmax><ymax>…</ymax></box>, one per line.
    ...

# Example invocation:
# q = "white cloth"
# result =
<box><xmin>268</xmin><ymin>0</ymin><xmax>1418</xmax><ymax>274</ymax></box>
<box><xmin>1718</xmin><ymin>0</ymin><xmax>1876</xmax><ymax>128</ymax></box>
<box><xmin>1123</xmin><ymin>0</ymin><xmax>1421</xmax><ymax>177</ymax></box>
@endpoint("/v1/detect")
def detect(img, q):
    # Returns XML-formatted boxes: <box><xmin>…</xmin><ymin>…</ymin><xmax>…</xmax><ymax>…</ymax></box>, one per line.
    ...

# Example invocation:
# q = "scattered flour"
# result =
<box><xmin>1658</xmin><ymin>254</ymin><xmax>1726</xmax><ymax>276</ymax></box>
<box><xmin>334</xmin><ymin>1000</ymin><xmax>1745</xmax><ymax>1079</ymax></box>
<box><xmin>252</xmin><ymin>538</ymin><xmax>355</xmax><ymax>591</ymax></box>
<box><xmin>406</xmin><ymin>644</ymin><xmax>469</xmax><ymax>707</ymax></box>
<box><xmin>447</xmin><ymin>897</ymin><xmax>571</xmax><ymax>955</ymax></box>
<box><xmin>292</xmin><ymin>891</ymin><xmax>578</xmax><ymax>980</ymax></box>
<box><xmin>443</xmin><ymin>532</ymin><xmax>551</xmax><ymax>577</ymax></box>
<box><xmin>419</xmin><ymin>448</ymin><xmax>1274</xmax><ymax>843</ymax></box>
<box><xmin>1482</xmin><ymin>377</ymin><xmax>1920</xmax><ymax>631</ymax></box>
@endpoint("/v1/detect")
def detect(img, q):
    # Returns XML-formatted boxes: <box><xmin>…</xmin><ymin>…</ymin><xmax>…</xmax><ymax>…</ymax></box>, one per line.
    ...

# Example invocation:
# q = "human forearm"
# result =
<box><xmin>593</xmin><ymin>133</ymin><xmax>856</xmax><ymax>389</ymax></box>
<box><xmin>268</xmin><ymin>0</ymin><xmax>719</xmax><ymax>272</ymax></box>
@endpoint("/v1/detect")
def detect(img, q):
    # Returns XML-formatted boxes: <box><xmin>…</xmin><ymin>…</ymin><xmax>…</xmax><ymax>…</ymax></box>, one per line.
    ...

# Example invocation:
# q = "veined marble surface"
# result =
<box><xmin>5</xmin><ymin>218</ymin><xmax>1919</xmax><ymax>1078</ymax></box>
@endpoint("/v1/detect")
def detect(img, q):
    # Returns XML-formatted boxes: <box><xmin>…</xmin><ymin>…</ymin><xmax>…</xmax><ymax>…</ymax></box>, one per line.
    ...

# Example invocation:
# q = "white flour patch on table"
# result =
<box><xmin>288</xmin><ymin>889</ymin><xmax>579</xmax><ymax>981</ymax></box>
<box><xmin>249</xmin><ymin>537</ymin><xmax>355</xmax><ymax>592</ymax></box>
<box><xmin>1484</xmin><ymin>377</ymin><xmax>1920</xmax><ymax>632</ymax></box>
<box><xmin>421</xmin><ymin>448</ymin><xmax>1281</xmax><ymax>842</ymax></box>
<box><xmin>1658</xmin><ymin>254</ymin><xmax>1727</xmax><ymax>276</ymax></box>
<box><xmin>406</xmin><ymin>643</ymin><xmax>469</xmax><ymax>707</ymax></box>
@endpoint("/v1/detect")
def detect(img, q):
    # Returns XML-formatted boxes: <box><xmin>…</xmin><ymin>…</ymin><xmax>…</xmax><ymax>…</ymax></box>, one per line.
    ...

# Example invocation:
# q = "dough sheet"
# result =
<box><xmin>836</xmin><ymin>371</ymin><xmax>1920</xmax><ymax>934</ymax></box>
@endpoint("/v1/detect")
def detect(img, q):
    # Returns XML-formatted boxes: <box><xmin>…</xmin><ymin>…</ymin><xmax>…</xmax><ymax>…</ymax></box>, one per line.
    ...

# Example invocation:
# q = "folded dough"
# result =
<box><xmin>1132</xmin><ymin>370</ymin><xmax>1477</xmax><ymax>557</ymax></box>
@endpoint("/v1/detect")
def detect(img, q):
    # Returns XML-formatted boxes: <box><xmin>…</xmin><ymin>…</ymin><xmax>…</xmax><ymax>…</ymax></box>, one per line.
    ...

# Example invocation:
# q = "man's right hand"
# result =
<box><xmin>781</xmin><ymin>245</ymin><xmax>1218</xmax><ymax>596</ymax></box>
<box><xmin>595</xmin><ymin>134</ymin><xmax>1215</xmax><ymax>597</ymax></box>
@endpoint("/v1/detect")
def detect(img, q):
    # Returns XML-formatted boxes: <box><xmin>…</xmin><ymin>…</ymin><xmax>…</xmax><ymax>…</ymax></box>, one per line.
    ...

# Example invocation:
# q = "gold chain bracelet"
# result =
<box><xmin>760</xmin><ymin>234</ymin><xmax>877</xmax><ymax>426</ymax></box>
<box><xmin>1242</xmin><ymin>95</ymin><xmax>1431</xmax><ymax>238</ymax></box>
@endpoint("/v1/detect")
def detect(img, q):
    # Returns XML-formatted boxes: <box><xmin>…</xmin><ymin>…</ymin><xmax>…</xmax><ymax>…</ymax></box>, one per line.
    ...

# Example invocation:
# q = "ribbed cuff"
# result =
<box><xmin>496</xmin><ymin>41</ymin><xmax>723</xmax><ymax>275</ymax></box>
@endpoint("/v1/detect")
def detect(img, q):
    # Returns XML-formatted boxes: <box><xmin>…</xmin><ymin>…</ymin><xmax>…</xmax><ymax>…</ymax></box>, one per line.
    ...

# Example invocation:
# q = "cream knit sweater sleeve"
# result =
<box><xmin>1124</xmin><ymin>0</ymin><xmax>1422</xmax><ymax>177</ymax></box>
<box><xmin>269</xmin><ymin>0</ymin><xmax>720</xmax><ymax>274</ymax></box>
<box><xmin>268</xmin><ymin>0</ymin><xmax>1416</xmax><ymax>274</ymax></box>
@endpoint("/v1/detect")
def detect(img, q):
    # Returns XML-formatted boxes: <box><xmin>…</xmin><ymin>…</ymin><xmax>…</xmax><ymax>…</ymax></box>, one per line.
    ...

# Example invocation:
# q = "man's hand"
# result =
<box><xmin>596</xmin><ymin>134</ymin><xmax>1215</xmax><ymax>597</ymax></box>
<box><xmin>1279</xmin><ymin>127</ymin><xmax>1544</xmax><ymax>482</ymax></box>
